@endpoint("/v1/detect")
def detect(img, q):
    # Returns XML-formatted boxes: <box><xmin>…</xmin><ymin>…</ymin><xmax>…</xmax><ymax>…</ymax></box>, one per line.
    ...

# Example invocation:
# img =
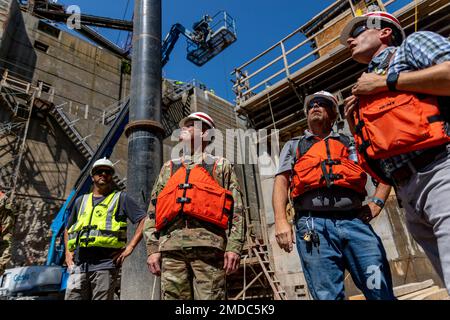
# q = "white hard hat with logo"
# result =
<box><xmin>91</xmin><ymin>157</ymin><xmax>115</xmax><ymax>176</ymax></box>
<box><xmin>304</xmin><ymin>91</ymin><xmax>338</xmax><ymax>116</ymax></box>
<box><xmin>179</xmin><ymin>112</ymin><xmax>216</xmax><ymax>129</ymax></box>
<box><xmin>340</xmin><ymin>11</ymin><xmax>405</xmax><ymax>46</ymax></box>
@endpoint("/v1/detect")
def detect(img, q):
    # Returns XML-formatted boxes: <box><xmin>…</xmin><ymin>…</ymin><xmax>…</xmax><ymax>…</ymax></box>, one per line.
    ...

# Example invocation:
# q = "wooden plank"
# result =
<box><xmin>349</xmin><ymin>279</ymin><xmax>435</xmax><ymax>300</ymax></box>
<box><xmin>394</xmin><ymin>279</ymin><xmax>434</xmax><ymax>297</ymax></box>
<box><xmin>412</xmin><ymin>288</ymin><xmax>449</xmax><ymax>300</ymax></box>
<box><xmin>399</xmin><ymin>286</ymin><xmax>440</xmax><ymax>300</ymax></box>
<box><xmin>348</xmin><ymin>294</ymin><xmax>366</xmax><ymax>300</ymax></box>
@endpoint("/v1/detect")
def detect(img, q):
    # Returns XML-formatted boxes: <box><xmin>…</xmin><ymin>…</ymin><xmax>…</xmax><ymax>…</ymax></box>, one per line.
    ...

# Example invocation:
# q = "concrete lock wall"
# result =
<box><xmin>0</xmin><ymin>6</ymin><xmax>132</xmax><ymax>266</ymax></box>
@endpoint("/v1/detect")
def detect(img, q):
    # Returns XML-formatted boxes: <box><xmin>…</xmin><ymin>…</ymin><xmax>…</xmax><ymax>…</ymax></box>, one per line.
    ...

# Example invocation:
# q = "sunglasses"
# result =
<box><xmin>350</xmin><ymin>24</ymin><xmax>369</xmax><ymax>39</ymax></box>
<box><xmin>93</xmin><ymin>169</ymin><xmax>113</xmax><ymax>176</ymax></box>
<box><xmin>307</xmin><ymin>98</ymin><xmax>333</xmax><ymax>111</ymax></box>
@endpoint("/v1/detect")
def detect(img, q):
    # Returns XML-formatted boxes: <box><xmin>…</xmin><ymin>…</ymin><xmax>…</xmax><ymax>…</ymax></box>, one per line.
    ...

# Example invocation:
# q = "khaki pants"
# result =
<box><xmin>65</xmin><ymin>267</ymin><xmax>118</xmax><ymax>300</ymax></box>
<box><xmin>0</xmin><ymin>240</ymin><xmax>11</xmax><ymax>275</ymax></box>
<box><xmin>161</xmin><ymin>247</ymin><xmax>226</xmax><ymax>300</ymax></box>
<box><xmin>396</xmin><ymin>152</ymin><xmax>450</xmax><ymax>294</ymax></box>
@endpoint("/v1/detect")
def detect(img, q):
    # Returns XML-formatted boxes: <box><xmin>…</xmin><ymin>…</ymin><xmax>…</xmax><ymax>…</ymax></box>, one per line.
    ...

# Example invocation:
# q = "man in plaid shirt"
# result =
<box><xmin>341</xmin><ymin>11</ymin><xmax>450</xmax><ymax>293</ymax></box>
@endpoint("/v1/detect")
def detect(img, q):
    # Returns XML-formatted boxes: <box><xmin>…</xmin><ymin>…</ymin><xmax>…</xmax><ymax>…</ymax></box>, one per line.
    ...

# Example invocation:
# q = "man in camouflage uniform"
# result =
<box><xmin>0</xmin><ymin>191</ymin><xmax>14</xmax><ymax>275</ymax></box>
<box><xmin>145</xmin><ymin>112</ymin><xmax>245</xmax><ymax>300</ymax></box>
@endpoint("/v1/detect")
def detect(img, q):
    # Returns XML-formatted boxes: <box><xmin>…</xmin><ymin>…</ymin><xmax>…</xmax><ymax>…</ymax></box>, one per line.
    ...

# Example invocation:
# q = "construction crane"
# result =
<box><xmin>0</xmin><ymin>10</ymin><xmax>237</xmax><ymax>299</ymax></box>
<box><xmin>23</xmin><ymin>1</ymin><xmax>237</xmax><ymax>65</ymax></box>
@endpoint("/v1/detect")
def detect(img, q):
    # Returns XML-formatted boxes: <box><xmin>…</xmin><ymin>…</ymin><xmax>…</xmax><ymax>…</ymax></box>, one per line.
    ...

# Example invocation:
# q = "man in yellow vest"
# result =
<box><xmin>64</xmin><ymin>158</ymin><xmax>146</xmax><ymax>300</ymax></box>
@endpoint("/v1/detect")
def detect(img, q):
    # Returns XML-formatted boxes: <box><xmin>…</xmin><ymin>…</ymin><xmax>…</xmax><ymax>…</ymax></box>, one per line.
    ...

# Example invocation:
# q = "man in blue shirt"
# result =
<box><xmin>342</xmin><ymin>11</ymin><xmax>450</xmax><ymax>293</ymax></box>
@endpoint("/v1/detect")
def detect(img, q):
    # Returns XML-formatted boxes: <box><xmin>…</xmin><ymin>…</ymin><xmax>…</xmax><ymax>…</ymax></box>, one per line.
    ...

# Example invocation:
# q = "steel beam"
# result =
<box><xmin>120</xmin><ymin>0</ymin><xmax>163</xmax><ymax>300</ymax></box>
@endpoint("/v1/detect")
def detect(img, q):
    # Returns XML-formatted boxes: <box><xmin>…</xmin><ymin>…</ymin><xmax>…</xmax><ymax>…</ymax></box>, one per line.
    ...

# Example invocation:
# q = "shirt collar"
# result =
<box><xmin>368</xmin><ymin>46</ymin><xmax>396</xmax><ymax>74</ymax></box>
<box><xmin>304</xmin><ymin>129</ymin><xmax>339</xmax><ymax>140</ymax></box>
<box><xmin>182</xmin><ymin>152</ymin><xmax>208</xmax><ymax>164</ymax></box>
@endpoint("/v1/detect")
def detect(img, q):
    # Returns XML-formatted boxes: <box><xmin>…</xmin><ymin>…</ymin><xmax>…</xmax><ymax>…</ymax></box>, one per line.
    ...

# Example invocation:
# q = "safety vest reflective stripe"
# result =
<box><xmin>69</xmin><ymin>194</ymin><xmax>90</xmax><ymax>233</ymax></box>
<box><xmin>105</xmin><ymin>192</ymin><xmax>121</xmax><ymax>231</ymax></box>
<box><xmin>68</xmin><ymin>229</ymin><xmax>126</xmax><ymax>241</ymax></box>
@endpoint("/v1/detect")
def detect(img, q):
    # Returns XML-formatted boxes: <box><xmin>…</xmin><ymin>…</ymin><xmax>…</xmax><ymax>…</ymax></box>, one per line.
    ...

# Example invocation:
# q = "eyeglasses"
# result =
<box><xmin>307</xmin><ymin>98</ymin><xmax>333</xmax><ymax>111</ymax></box>
<box><xmin>350</xmin><ymin>24</ymin><xmax>369</xmax><ymax>39</ymax></box>
<box><xmin>93</xmin><ymin>169</ymin><xmax>113</xmax><ymax>176</ymax></box>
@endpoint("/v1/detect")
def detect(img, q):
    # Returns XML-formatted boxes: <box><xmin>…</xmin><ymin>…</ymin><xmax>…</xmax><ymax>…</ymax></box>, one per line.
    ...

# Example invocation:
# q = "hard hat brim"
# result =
<box><xmin>179</xmin><ymin>115</ymin><xmax>215</xmax><ymax>129</ymax></box>
<box><xmin>91</xmin><ymin>165</ymin><xmax>115</xmax><ymax>176</ymax></box>
<box><xmin>304</xmin><ymin>93</ymin><xmax>338</xmax><ymax>116</ymax></box>
<box><xmin>340</xmin><ymin>15</ymin><xmax>405</xmax><ymax>46</ymax></box>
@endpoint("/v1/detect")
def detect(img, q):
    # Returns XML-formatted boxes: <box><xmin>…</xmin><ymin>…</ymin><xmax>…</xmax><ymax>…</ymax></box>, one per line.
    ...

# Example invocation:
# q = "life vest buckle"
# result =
<box><xmin>325</xmin><ymin>159</ymin><xmax>341</xmax><ymax>165</ymax></box>
<box><xmin>176</xmin><ymin>197</ymin><xmax>192</xmax><ymax>204</ymax></box>
<box><xmin>329</xmin><ymin>174</ymin><xmax>343</xmax><ymax>181</ymax></box>
<box><xmin>178</xmin><ymin>183</ymin><xmax>193</xmax><ymax>189</ymax></box>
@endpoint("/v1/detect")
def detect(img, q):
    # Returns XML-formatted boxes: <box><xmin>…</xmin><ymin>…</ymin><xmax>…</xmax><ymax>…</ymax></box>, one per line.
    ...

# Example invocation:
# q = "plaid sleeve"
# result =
<box><xmin>389</xmin><ymin>31</ymin><xmax>450</xmax><ymax>75</ymax></box>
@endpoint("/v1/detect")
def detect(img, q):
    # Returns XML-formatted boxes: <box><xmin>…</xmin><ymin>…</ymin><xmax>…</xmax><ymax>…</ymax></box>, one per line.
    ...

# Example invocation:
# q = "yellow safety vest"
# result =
<box><xmin>67</xmin><ymin>191</ymin><xmax>127</xmax><ymax>251</ymax></box>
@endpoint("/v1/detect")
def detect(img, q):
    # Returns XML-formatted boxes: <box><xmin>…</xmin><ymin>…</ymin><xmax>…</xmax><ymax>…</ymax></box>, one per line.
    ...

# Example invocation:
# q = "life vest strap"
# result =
<box><xmin>428</xmin><ymin>115</ymin><xmax>445</xmax><ymax>123</ymax></box>
<box><xmin>358</xmin><ymin>140</ymin><xmax>371</xmax><ymax>153</ymax></box>
<box><xmin>355</xmin><ymin>120</ymin><xmax>365</xmax><ymax>134</ymax></box>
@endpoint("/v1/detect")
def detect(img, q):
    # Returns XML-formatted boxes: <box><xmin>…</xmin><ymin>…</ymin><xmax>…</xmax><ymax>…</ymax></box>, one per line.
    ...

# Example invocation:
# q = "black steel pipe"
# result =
<box><xmin>120</xmin><ymin>0</ymin><xmax>162</xmax><ymax>300</ymax></box>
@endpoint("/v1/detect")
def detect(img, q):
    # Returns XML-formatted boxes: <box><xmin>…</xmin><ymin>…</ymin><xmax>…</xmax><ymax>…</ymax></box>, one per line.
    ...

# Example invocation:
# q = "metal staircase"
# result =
<box><xmin>49</xmin><ymin>102</ymin><xmax>127</xmax><ymax>190</ymax></box>
<box><xmin>0</xmin><ymin>70</ymin><xmax>127</xmax><ymax>192</ymax></box>
<box><xmin>227</xmin><ymin>208</ymin><xmax>288</xmax><ymax>300</ymax></box>
<box><xmin>251</xmin><ymin>239</ymin><xmax>288</xmax><ymax>300</ymax></box>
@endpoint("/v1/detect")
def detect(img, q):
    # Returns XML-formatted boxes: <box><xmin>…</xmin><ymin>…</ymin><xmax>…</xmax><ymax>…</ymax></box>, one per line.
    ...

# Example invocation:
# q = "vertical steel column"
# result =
<box><xmin>121</xmin><ymin>0</ymin><xmax>164</xmax><ymax>300</ymax></box>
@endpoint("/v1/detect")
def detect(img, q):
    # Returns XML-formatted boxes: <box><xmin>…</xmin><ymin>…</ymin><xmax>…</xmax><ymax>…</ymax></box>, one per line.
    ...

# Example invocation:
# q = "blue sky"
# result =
<box><xmin>56</xmin><ymin>0</ymin><xmax>411</xmax><ymax>103</ymax></box>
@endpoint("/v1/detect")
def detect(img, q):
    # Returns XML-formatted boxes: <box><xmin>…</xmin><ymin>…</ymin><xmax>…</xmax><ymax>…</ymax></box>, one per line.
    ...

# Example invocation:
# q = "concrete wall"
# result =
<box><xmin>0</xmin><ymin>5</ymin><xmax>132</xmax><ymax>266</ymax></box>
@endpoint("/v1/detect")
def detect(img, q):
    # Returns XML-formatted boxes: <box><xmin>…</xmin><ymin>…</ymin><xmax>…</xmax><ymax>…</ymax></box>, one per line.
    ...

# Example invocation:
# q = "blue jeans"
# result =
<box><xmin>295</xmin><ymin>213</ymin><xmax>395</xmax><ymax>300</ymax></box>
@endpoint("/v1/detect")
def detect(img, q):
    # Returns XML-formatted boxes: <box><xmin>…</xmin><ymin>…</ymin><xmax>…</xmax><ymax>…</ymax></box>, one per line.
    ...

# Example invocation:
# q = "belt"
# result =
<box><xmin>391</xmin><ymin>144</ymin><xmax>449</xmax><ymax>187</ymax></box>
<box><xmin>295</xmin><ymin>209</ymin><xmax>362</xmax><ymax>220</ymax></box>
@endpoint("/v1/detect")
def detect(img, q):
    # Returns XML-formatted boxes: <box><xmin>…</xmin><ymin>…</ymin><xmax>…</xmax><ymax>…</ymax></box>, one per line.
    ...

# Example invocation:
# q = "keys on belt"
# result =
<box><xmin>391</xmin><ymin>144</ymin><xmax>449</xmax><ymax>186</ymax></box>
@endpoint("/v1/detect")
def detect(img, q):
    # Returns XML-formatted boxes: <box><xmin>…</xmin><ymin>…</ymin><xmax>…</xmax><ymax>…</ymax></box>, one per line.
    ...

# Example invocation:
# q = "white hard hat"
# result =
<box><xmin>91</xmin><ymin>157</ymin><xmax>115</xmax><ymax>175</ymax></box>
<box><xmin>304</xmin><ymin>91</ymin><xmax>338</xmax><ymax>116</ymax></box>
<box><xmin>340</xmin><ymin>11</ymin><xmax>405</xmax><ymax>46</ymax></box>
<box><xmin>179</xmin><ymin>112</ymin><xmax>215</xmax><ymax>129</ymax></box>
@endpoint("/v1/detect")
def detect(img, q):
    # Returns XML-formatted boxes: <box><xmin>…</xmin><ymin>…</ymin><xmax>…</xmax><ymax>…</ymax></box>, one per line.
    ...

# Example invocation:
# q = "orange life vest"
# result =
<box><xmin>353</xmin><ymin>92</ymin><xmax>450</xmax><ymax>160</ymax></box>
<box><xmin>155</xmin><ymin>160</ymin><xmax>233</xmax><ymax>231</ymax></box>
<box><xmin>290</xmin><ymin>135</ymin><xmax>368</xmax><ymax>199</ymax></box>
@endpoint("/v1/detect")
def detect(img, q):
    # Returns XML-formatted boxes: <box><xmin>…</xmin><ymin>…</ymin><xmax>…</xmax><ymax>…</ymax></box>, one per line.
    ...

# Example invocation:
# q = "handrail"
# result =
<box><xmin>232</xmin><ymin>0</ymin><xmax>405</xmax><ymax>104</ymax></box>
<box><xmin>53</xmin><ymin>106</ymin><xmax>94</xmax><ymax>156</ymax></box>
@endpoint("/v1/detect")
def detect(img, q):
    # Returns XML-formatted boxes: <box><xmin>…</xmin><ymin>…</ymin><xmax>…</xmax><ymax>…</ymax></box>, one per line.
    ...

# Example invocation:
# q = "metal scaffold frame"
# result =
<box><xmin>231</xmin><ymin>0</ymin><xmax>450</xmax><ymax>141</ymax></box>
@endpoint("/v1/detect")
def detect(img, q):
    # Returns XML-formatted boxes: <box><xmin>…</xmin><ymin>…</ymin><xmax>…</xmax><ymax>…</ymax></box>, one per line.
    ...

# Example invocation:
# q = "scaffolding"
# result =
<box><xmin>0</xmin><ymin>69</ymin><xmax>50</xmax><ymax>200</ymax></box>
<box><xmin>232</xmin><ymin>0</ymin><xmax>450</xmax><ymax>142</ymax></box>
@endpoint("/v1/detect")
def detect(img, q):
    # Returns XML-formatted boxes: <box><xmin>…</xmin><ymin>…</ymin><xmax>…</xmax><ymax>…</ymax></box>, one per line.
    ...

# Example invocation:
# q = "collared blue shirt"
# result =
<box><xmin>367</xmin><ymin>31</ymin><xmax>450</xmax><ymax>178</ymax></box>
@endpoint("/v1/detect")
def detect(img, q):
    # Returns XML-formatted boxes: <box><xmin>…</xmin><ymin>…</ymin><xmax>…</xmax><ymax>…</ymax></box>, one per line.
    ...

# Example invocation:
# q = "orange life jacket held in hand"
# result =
<box><xmin>290</xmin><ymin>135</ymin><xmax>368</xmax><ymax>199</ymax></box>
<box><xmin>353</xmin><ymin>92</ymin><xmax>450</xmax><ymax>160</ymax></box>
<box><xmin>155</xmin><ymin>161</ymin><xmax>234</xmax><ymax>231</ymax></box>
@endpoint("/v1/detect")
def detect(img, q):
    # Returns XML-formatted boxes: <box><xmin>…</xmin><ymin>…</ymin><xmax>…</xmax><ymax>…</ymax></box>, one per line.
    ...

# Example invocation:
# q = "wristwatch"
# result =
<box><xmin>386</xmin><ymin>71</ymin><xmax>399</xmax><ymax>91</ymax></box>
<box><xmin>371</xmin><ymin>197</ymin><xmax>385</xmax><ymax>209</ymax></box>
